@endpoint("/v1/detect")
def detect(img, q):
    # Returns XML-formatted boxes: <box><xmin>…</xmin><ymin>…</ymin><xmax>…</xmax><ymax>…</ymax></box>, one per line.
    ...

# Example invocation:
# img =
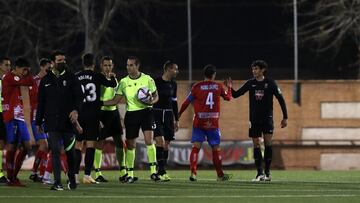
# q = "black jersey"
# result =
<box><xmin>153</xmin><ymin>77</ymin><xmax>179</xmax><ymax>121</ymax></box>
<box><xmin>232</xmin><ymin>77</ymin><xmax>287</xmax><ymax>121</ymax></box>
<box><xmin>76</xmin><ymin>70</ymin><xmax>117</xmax><ymax>117</ymax></box>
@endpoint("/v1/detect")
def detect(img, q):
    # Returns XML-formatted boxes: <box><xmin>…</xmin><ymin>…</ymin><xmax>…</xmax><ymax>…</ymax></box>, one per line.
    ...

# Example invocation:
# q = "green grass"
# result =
<box><xmin>1</xmin><ymin>170</ymin><xmax>360</xmax><ymax>203</ymax></box>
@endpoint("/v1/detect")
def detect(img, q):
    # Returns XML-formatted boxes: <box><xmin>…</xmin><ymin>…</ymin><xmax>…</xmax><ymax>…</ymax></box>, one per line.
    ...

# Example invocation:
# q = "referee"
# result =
<box><xmin>104</xmin><ymin>56</ymin><xmax>159</xmax><ymax>183</ymax></box>
<box><xmin>153</xmin><ymin>61</ymin><xmax>179</xmax><ymax>181</ymax></box>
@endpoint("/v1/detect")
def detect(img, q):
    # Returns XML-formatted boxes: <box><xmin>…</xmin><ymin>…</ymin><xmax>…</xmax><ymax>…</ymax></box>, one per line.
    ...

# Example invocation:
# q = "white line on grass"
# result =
<box><xmin>0</xmin><ymin>194</ymin><xmax>359</xmax><ymax>199</ymax></box>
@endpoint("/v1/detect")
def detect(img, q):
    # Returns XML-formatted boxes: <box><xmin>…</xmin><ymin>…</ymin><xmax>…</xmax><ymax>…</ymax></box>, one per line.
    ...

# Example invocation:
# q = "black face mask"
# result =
<box><xmin>56</xmin><ymin>62</ymin><xmax>67</xmax><ymax>73</ymax></box>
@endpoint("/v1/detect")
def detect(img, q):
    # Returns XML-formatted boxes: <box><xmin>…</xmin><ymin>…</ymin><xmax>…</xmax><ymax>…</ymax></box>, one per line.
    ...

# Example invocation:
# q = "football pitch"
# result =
<box><xmin>1</xmin><ymin>170</ymin><xmax>360</xmax><ymax>203</ymax></box>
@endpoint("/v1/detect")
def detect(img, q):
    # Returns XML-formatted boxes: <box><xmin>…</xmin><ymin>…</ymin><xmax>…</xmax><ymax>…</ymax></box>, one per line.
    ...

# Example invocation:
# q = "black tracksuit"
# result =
<box><xmin>36</xmin><ymin>70</ymin><xmax>82</xmax><ymax>187</ymax></box>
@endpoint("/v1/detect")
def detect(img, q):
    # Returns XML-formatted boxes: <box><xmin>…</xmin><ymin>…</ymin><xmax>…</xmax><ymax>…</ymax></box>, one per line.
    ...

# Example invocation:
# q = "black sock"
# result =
<box><xmin>156</xmin><ymin>146</ymin><xmax>165</xmax><ymax>175</ymax></box>
<box><xmin>264</xmin><ymin>146</ymin><xmax>272</xmax><ymax>175</ymax></box>
<box><xmin>253</xmin><ymin>147</ymin><xmax>263</xmax><ymax>175</ymax></box>
<box><xmin>163</xmin><ymin>150</ymin><xmax>169</xmax><ymax>167</ymax></box>
<box><xmin>84</xmin><ymin>148</ymin><xmax>95</xmax><ymax>176</ymax></box>
<box><xmin>75</xmin><ymin>149</ymin><xmax>82</xmax><ymax>174</ymax></box>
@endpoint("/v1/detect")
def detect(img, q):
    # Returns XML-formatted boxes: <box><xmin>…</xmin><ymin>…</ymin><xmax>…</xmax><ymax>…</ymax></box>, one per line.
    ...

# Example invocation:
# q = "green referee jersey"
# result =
<box><xmin>100</xmin><ymin>79</ymin><xmax>119</xmax><ymax>111</ymax></box>
<box><xmin>117</xmin><ymin>73</ymin><xmax>157</xmax><ymax>111</ymax></box>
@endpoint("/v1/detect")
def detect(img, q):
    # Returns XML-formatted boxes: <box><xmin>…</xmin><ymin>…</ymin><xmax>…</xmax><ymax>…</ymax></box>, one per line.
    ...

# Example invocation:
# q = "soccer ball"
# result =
<box><xmin>137</xmin><ymin>87</ymin><xmax>151</xmax><ymax>103</ymax></box>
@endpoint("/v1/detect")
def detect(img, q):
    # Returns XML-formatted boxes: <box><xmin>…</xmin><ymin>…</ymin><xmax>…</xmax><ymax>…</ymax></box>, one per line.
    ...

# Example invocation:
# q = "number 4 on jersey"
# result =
<box><xmin>206</xmin><ymin>92</ymin><xmax>214</xmax><ymax>109</ymax></box>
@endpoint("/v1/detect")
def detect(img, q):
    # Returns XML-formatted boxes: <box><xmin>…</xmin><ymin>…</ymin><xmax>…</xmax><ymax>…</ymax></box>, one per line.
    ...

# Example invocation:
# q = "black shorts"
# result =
<box><xmin>0</xmin><ymin>113</ymin><xmax>6</xmax><ymax>141</ymax></box>
<box><xmin>99</xmin><ymin>110</ymin><xmax>123</xmax><ymax>140</ymax></box>
<box><xmin>249</xmin><ymin>117</ymin><xmax>274</xmax><ymax>138</ymax></box>
<box><xmin>124</xmin><ymin>108</ymin><xmax>155</xmax><ymax>140</ymax></box>
<box><xmin>77</xmin><ymin>114</ymin><xmax>100</xmax><ymax>141</ymax></box>
<box><xmin>153</xmin><ymin>109</ymin><xmax>175</xmax><ymax>141</ymax></box>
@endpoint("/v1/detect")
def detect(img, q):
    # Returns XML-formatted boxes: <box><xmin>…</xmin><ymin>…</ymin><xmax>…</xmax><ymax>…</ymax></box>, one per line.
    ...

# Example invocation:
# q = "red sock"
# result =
<box><xmin>32</xmin><ymin>150</ymin><xmax>47</xmax><ymax>173</ymax></box>
<box><xmin>212</xmin><ymin>149</ymin><xmax>224</xmax><ymax>177</ymax></box>
<box><xmin>60</xmin><ymin>153</ymin><xmax>68</xmax><ymax>174</ymax></box>
<box><xmin>14</xmin><ymin>149</ymin><xmax>27</xmax><ymax>178</ymax></box>
<box><xmin>46</xmin><ymin>154</ymin><xmax>53</xmax><ymax>173</ymax></box>
<box><xmin>39</xmin><ymin>153</ymin><xmax>50</xmax><ymax>176</ymax></box>
<box><xmin>6</xmin><ymin>149</ymin><xmax>16</xmax><ymax>180</ymax></box>
<box><xmin>190</xmin><ymin>147</ymin><xmax>200</xmax><ymax>175</ymax></box>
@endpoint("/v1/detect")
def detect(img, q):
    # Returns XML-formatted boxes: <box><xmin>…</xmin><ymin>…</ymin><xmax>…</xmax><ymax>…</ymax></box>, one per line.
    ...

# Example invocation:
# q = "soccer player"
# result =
<box><xmin>153</xmin><ymin>61</ymin><xmax>179</xmax><ymax>181</ymax></box>
<box><xmin>231</xmin><ymin>60</ymin><xmax>288</xmax><ymax>181</ymax></box>
<box><xmin>178</xmin><ymin>64</ymin><xmax>232</xmax><ymax>181</ymax></box>
<box><xmin>29</xmin><ymin>58</ymin><xmax>51</xmax><ymax>182</ymax></box>
<box><xmin>2</xmin><ymin>58</ymin><xmax>35</xmax><ymax>186</ymax></box>
<box><xmin>36</xmin><ymin>50</ymin><xmax>80</xmax><ymax>190</ymax></box>
<box><xmin>0</xmin><ymin>56</ymin><xmax>11</xmax><ymax>184</ymax></box>
<box><xmin>74</xmin><ymin>53</ymin><xmax>117</xmax><ymax>184</ymax></box>
<box><xmin>104</xmin><ymin>56</ymin><xmax>159</xmax><ymax>183</ymax></box>
<box><xmin>93</xmin><ymin>56</ymin><xmax>125</xmax><ymax>183</ymax></box>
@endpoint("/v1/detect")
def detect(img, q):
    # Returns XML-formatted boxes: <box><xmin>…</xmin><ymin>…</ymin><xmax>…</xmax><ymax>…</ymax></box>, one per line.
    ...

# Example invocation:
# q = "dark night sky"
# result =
<box><xmin>108</xmin><ymin>0</ymin><xmax>358</xmax><ymax>80</ymax></box>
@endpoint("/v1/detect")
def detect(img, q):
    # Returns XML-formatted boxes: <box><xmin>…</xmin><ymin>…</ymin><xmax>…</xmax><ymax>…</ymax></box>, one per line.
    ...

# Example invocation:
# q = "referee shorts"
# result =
<box><xmin>124</xmin><ymin>108</ymin><xmax>155</xmax><ymax>140</ymax></box>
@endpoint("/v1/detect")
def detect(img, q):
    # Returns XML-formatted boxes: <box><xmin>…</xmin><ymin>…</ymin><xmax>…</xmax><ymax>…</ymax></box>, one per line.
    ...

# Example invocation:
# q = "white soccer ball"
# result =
<box><xmin>137</xmin><ymin>87</ymin><xmax>151</xmax><ymax>103</ymax></box>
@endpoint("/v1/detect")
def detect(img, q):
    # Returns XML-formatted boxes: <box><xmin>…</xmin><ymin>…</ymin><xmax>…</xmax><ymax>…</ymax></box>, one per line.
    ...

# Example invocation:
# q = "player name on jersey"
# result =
<box><xmin>77</xmin><ymin>75</ymin><xmax>93</xmax><ymax>80</ymax></box>
<box><xmin>200</xmin><ymin>84</ymin><xmax>218</xmax><ymax>90</ymax></box>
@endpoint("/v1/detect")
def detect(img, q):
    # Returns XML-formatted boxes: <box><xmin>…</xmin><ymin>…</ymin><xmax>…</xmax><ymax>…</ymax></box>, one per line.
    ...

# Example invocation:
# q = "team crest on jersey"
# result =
<box><xmin>14</xmin><ymin>76</ymin><xmax>20</xmax><ymax>81</ymax></box>
<box><xmin>264</xmin><ymin>83</ymin><xmax>268</xmax><ymax>88</ymax></box>
<box><xmin>63</xmin><ymin>80</ymin><xmax>67</xmax><ymax>86</ymax></box>
<box><xmin>255</xmin><ymin>90</ymin><xmax>264</xmax><ymax>100</ymax></box>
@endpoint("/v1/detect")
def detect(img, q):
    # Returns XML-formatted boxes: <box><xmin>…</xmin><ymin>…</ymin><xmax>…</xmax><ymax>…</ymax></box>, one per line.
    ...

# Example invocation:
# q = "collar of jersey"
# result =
<box><xmin>129</xmin><ymin>72</ymin><xmax>142</xmax><ymax>80</ymax></box>
<box><xmin>52</xmin><ymin>69</ymin><xmax>66</xmax><ymax>76</ymax></box>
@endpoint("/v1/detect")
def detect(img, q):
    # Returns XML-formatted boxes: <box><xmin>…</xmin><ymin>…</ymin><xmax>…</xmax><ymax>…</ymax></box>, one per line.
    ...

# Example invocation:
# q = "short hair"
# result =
<box><xmin>203</xmin><ymin>64</ymin><xmax>216</xmax><ymax>79</ymax></box>
<box><xmin>0</xmin><ymin>56</ymin><xmax>10</xmax><ymax>64</ymax></box>
<box><xmin>51</xmin><ymin>50</ymin><xmax>66</xmax><ymax>62</ymax></box>
<box><xmin>128</xmin><ymin>56</ymin><xmax>140</xmax><ymax>66</ymax></box>
<box><xmin>15</xmin><ymin>58</ymin><xmax>30</xmax><ymax>68</ymax></box>
<box><xmin>100</xmin><ymin>56</ymin><xmax>113</xmax><ymax>64</ymax></box>
<box><xmin>82</xmin><ymin>53</ymin><xmax>95</xmax><ymax>67</ymax></box>
<box><xmin>251</xmin><ymin>60</ymin><xmax>268</xmax><ymax>70</ymax></box>
<box><xmin>39</xmin><ymin>58</ymin><xmax>51</xmax><ymax>67</ymax></box>
<box><xmin>163</xmin><ymin>60</ymin><xmax>176</xmax><ymax>71</ymax></box>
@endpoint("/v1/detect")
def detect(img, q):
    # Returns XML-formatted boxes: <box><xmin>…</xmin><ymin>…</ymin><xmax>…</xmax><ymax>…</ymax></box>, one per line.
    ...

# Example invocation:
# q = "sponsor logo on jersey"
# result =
<box><xmin>255</xmin><ymin>90</ymin><xmax>264</xmax><ymax>100</ymax></box>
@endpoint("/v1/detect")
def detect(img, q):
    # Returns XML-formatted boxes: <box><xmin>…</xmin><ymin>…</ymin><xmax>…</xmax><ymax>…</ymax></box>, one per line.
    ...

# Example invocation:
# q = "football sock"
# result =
<box><xmin>75</xmin><ymin>149</ymin><xmax>82</xmax><ymax>174</ymax></box>
<box><xmin>46</xmin><ymin>155</ymin><xmax>53</xmax><ymax>173</ymax></box>
<box><xmin>0</xmin><ymin>150</ymin><xmax>4</xmax><ymax>177</ymax></box>
<box><xmin>212</xmin><ymin>149</ymin><xmax>224</xmax><ymax>177</ymax></box>
<box><xmin>156</xmin><ymin>146</ymin><xmax>165</xmax><ymax>175</ymax></box>
<box><xmin>32</xmin><ymin>150</ymin><xmax>47</xmax><ymax>173</ymax></box>
<box><xmin>254</xmin><ymin>147</ymin><xmax>263</xmax><ymax>175</ymax></box>
<box><xmin>14</xmin><ymin>149</ymin><xmax>27</xmax><ymax>177</ymax></box>
<box><xmin>264</xmin><ymin>146</ymin><xmax>273</xmax><ymax>175</ymax></box>
<box><xmin>190</xmin><ymin>147</ymin><xmax>200</xmax><ymax>175</ymax></box>
<box><xmin>116</xmin><ymin>147</ymin><xmax>126</xmax><ymax>176</ymax></box>
<box><xmin>6</xmin><ymin>149</ymin><xmax>15</xmax><ymax>180</ymax></box>
<box><xmin>84</xmin><ymin>148</ymin><xmax>95</xmax><ymax>176</ymax></box>
<box><xmin>147</xmin><ymin>144</ymin><xmax>157</xmax><ymax>174</ymax></box>
<box><xmin>94</xmin><ymin>149</ymin><xmax>103</xmax><ymax>177</ymax></box>
<box><xmin>126</xmin><ymin>149</ymin><xmax>135</xmax><ymax>177</ymax></box>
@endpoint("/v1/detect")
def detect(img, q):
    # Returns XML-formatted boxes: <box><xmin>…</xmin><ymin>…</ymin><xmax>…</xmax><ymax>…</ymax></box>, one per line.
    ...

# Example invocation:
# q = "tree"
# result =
<box><xmin>297</xmin><ymin>0</ymin><xmax>360</xmax><ymax>75</ymax></box>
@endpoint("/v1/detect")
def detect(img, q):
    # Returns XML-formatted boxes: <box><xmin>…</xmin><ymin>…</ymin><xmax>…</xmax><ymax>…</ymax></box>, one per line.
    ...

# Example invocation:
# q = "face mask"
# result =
<box><xmin>56</xmin><ymin>62</ymin><xmax>67</xmax><ymax>73</ymax></box>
